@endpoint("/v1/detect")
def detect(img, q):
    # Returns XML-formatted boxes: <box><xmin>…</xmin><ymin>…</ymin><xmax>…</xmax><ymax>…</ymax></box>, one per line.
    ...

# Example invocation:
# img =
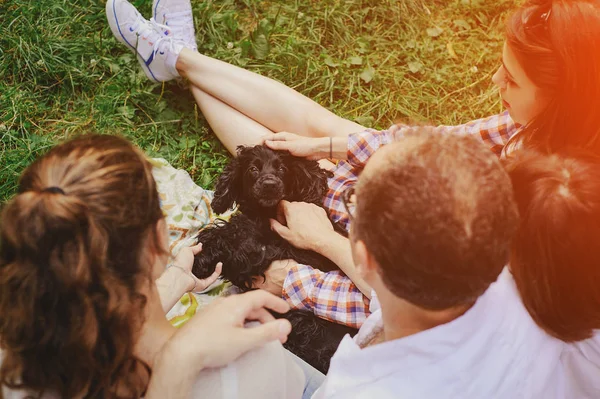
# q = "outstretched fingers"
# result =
<box><xmin>192</xmin><ymin>262</ymin><xmax>223</xmax><ymax>292</ymax></box>
<box><xmin>262</xmin><ymin>132</ymin><xmax>296</xmax><ymax>143</ymax></box>
<box><xmin>240</xmin><ymin>318</ymin><xmax>292</xmax><ymax>346</ymax></box>
<box><xmin>264</xmin><ymin>139</ymin><xmax>291</xmax><ymax>151</ymax></box>
<box><xmin>233</xmin><ymin>290</ymin><xmax>291</xmax><ymax>318</ymax></box>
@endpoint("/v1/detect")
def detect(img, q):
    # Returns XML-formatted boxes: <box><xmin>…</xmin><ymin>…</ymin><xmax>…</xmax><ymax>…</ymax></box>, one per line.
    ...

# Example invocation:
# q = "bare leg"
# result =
<box><xmin>191</xmin><ymin>86</ymin><xmax>272</xmax><ymax>154</ymax></box>
<box><xmin>191</xmin><ymin>86</ymin><xmax>336</xmax><ymax>169</ymax></box>
<box><xmin>177</xmin><ymin>49</ymin><xmax>365</xmax><ymax>141</ymax></box>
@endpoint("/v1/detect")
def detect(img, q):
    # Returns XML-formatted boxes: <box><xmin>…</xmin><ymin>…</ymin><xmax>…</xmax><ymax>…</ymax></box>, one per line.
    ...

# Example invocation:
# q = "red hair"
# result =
<box><xmin>506</xmin><ymin>0</ymin><xmax>600</xmax><ymax>152</ymax></box>
<box><xmin>506</xmin><ymin>150</ymin><xmax>600</xmax><ymax>341</ymax></box>
<box><xmin>0</xmin><ymin>135</ymin><xmax>164</xmax><ymax>397</ymax></box>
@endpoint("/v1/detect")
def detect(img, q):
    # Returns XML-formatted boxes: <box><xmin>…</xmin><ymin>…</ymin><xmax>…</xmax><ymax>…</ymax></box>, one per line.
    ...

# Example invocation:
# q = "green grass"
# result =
<box><xmin>0</xmin><ymin>0</ymin><xmax>517</xmax><ymax>203</ymax></box>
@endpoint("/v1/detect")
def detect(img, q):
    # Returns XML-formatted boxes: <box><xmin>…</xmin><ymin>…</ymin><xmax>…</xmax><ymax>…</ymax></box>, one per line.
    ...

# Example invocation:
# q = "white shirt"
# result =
<box><xmin>2</xmin><ymin>340</ymin><xmax>304</xmax><ymax>399</ymax></box>
<box><xmin>313</xmin><ymin>269</ymin><xmax>567</xmax><ymax>399</ymax></box>
<box><xmin>560</xmin><ymin>331</ymin><xmax>600</xmax><ymax>398</ymax></box>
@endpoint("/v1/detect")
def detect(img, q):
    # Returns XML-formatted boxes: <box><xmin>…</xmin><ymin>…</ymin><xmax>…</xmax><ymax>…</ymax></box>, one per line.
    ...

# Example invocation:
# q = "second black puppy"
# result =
<box><xmin>192</xmin><ymin>145</ymin><xmax>356</xmax><ymax>373</ymax></box>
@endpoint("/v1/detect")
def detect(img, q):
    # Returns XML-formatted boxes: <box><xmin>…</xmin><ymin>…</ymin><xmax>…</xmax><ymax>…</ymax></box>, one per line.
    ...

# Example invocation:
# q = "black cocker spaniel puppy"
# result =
<box><xmin>192</xmin><ymin>145</ymin><xmax>356</xmax><ymax>373</ymax></box>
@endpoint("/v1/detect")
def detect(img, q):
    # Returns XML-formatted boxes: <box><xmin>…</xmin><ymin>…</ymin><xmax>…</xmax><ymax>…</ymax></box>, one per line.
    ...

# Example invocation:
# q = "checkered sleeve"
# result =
<box><xmin>324</xmin><ymin>128</ymin><xmax>395</xmax><ymax>231</ymax></box>
<box><xmin>282</xmin><ymin>263</ymin><xmax>370</xmax><ymax>329</ymax></box>
<box><xmin>324</xmin><ymin>112</ymin><xmax>520</xmax><ymax>230</ymax></box>
<box><xmin>389</xmin><ymin>111</ymin><xmax>520</xmax><ymax>157</ymax></box>
<box><xmin>438</xmin><ymin>111</ymin><xmax>520</xmax><ymax>157</ymax></box>
<box><xmin>346</xmin><ymin>128</ymin><xmax>396</xmax><ymax>168</ymax></box>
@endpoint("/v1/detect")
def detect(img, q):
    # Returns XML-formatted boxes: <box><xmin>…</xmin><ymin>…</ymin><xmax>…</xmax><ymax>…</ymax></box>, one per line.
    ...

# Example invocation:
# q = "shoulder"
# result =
<box><xmin>561</xmin><ymin>331</ymin><xmax>600</xmax><ymax>398</ymax></box>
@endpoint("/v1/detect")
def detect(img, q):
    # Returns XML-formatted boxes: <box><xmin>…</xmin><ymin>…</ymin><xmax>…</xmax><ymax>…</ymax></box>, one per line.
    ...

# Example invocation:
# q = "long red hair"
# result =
<box><xmin>506</xmin><ymin>0</ymin><xmax>600</xmax><ymax>152</ymax></box>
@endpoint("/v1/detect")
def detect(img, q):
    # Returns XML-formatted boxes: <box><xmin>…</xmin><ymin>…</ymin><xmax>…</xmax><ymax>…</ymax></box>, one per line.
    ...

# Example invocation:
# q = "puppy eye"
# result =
<box><xmin>249</xmin><ymin>166</ymin><xmax>259</xmax><ymax>174</ymax></box>
<box><xmin>278</xmin><ymin>166</ymin><xmax>286</xmax><ymax>172</ymax></box>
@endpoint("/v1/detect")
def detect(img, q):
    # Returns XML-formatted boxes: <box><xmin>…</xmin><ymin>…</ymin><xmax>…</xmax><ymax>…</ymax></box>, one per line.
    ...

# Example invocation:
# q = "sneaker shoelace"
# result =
<box><xmin>129</xmin><ymin>17</ymin><xmax>181</xmax><ymax>56</ymax></box>
<box><xmin>156</xmin><ymin>10</ymin><xmax>193</xmax><ymax>34</ymax></box>
<box><xmin>152</xmin><ymin>11</ymin><xmax>195</xmax><ymax>49</ymax></box>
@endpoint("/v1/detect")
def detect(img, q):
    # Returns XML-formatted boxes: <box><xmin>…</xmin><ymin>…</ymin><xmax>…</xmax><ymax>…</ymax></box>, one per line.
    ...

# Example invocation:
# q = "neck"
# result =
<box><xmin>239</xmin><ymin>204</ymin><xmax>278</xmax><ymax>220</ymax></box>
<box><xmin>134</xmin><ymin>286</ymin><xmax>176</xmax><ymax>368</ymax></box>
<box><xmin>377</xmin><ymin>289</ymin><xmax>474</xmax><ymax>342</ymax></box>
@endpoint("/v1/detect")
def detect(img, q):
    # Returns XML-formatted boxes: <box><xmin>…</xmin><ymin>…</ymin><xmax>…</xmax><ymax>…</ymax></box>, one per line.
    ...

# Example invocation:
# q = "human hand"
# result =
<box><xmin>263</xmin><ymin>132</ymin><xmax>328</xmax><ymax>160</ymax></box>
<box><xmin>270</xmin><ymin>200</ymin><xmax>336</xmax><ymax>252</ymax></box>
<box><xmin>252</xmin><ymin>259</ymin><xmax>298</xmax><ymax>296</ymax></box>
<box><xmin>160</xmin><ymin>290</ymin><xmax>292</xmax><ymax>372</ymax></box>
<box><xmin>171</xmin><ymin>242</ymin><xmax>223</xmax><ymax>293</ymax></box>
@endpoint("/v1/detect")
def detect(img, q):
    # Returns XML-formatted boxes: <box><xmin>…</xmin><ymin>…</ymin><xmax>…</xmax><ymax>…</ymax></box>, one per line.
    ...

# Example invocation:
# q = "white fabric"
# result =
<box><xmin>560</xmin><ymin>331</ymin><xmax>600</xmax><ymax>398</ymax></box>
<box><xmin>151</xmin><ymin>157</ymin><xmax>240</xmax><ymax>327</ymax></box>
<box><xmin>313</xmin><ymin>269</ymin><xmax>567</xmax><ymax>399</ymax></box>
<box><xmin>188</xmin><ymin>340</ymin><xmax>305</xmax><ymax>399</ymax></box>
<box><xmin>1</xmin><ymin>340</ymin><xmax>304</xmax><ymax>399</ymax></box>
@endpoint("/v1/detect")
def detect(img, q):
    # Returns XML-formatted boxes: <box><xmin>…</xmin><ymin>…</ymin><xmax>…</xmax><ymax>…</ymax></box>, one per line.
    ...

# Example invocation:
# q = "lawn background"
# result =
<box><xmin>1</xmin><ymin>0</ymin><xmax>517</xmax><ymax>203</ymax></box>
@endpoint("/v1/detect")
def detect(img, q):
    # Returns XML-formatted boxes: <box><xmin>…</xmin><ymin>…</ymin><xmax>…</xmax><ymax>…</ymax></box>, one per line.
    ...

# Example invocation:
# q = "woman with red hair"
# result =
<box><xmin>105</xmin><ymin>0</ymin><xmax>600</xmax><ymax>335</ymax></box>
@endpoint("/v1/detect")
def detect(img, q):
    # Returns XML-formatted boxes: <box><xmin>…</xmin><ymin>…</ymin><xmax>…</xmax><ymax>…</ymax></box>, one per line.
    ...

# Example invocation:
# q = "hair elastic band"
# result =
<box><xmin>42</xmin><ymin>187</ymin><xmax>66</xmax><ymax>195</ymax></box>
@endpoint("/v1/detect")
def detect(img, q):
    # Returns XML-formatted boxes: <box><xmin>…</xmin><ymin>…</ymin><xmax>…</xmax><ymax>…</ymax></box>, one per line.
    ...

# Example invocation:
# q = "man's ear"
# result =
<box><xmin>283</xmin><ymin>154</ymin><xmax>331</xmax><ymax>204</ymax></box>
<box><xmin>211</xmin><ymin>157</ymin><xmax>243</xmax><ymax>215</ymax></box>
<box><xmin>352</xmin><ymin>239</ymin><xmax>378</xmax><ymax>282</ymax></box>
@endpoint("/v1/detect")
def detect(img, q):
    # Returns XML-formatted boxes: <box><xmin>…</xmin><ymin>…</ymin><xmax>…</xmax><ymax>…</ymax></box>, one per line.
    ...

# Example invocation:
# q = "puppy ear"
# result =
<box><xmin>283</xmin><ymin>154</ymin><xmax>331</xmax><ymax>204</ymax></box>
<box><xmin>212</xmin><ymin>149</ymin><xmax>246</xmax><ymax>214</ymax></box>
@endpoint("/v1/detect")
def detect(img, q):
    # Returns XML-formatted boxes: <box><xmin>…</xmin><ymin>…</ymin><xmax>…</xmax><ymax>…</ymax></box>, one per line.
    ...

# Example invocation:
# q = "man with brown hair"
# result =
<box><xmin>268</xmin><ymin>132</ymin><xmax>565</xmax><ymax>398</ymax></box>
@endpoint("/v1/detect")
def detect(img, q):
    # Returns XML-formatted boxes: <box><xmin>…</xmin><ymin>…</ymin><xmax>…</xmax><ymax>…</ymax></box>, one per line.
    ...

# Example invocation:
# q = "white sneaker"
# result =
<box><xmin>106</xmin><ymin>0</ymin><xmax>186</xmax><ymax>82</ymax></box>
<box><xmin>152</xmin><ymin>0</ymin><xmax>197</xmax><ymax>51</ymax></box>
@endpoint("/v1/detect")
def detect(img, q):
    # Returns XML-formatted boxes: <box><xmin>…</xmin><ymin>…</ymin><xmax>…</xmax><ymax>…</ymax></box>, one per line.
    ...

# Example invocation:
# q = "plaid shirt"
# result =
<box><xmin>326</xmin><ymin>111</ymin><xmax>521</xmax><ymax>231</ymax></box>
<box><xmin>282</xmin><ymin>112</ymin><xmax>521</xmax><ymax>327</ymax></box>
<box><xmin>283</xmin><ymin>263</ymin><xmax>371</xmax><ymax>329</ymax></box>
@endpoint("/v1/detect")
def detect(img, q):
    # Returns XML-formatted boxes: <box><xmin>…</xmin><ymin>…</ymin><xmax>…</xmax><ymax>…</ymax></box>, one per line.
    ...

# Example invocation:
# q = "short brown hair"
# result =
<box><xmin>354</xmin><ymin>132</ymin><xmax>519</xmax><ymax>310</ymax></box>
<box><xmin>0</xmin><ymin>135</ymin><xmax>163</xmax><ymax>397</ymax></box>
<box><xmin>505</xmin><ymin>150</ymin><xmax>600</xmax><ymax>341</ymax></box>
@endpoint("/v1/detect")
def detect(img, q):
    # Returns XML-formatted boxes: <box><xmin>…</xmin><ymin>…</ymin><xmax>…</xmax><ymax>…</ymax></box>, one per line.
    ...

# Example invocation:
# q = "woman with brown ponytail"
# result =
<box><xmin>0</xmin><ymin>135</ymin><xmax>305</xmax><ymax>398</ymax></box>
<box><xmin>504</xmin><ymin>150</ymin><xmax>600</xmax><ymax>398</ymax></box>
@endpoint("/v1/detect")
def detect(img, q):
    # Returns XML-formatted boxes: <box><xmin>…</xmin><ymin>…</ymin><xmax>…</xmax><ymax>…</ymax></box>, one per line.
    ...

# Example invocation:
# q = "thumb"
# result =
<box><xmin>193</xmin><ymin>262</ymin><xmax>222</xmax><ymax>292</ymax></box>
<box><xmin>191</xmin><ymin>242</ymin><xmax>203</xmax><ymax>255</ymax></box>
<box><xmin>270</xmin><ymin>219</ymin><xmax>292</xmax><ymax>241</ymax></box>
<box><xmin>276</xmin><ymin>200</ymin><xmax>289</xmax><ymax>225</ymax></box>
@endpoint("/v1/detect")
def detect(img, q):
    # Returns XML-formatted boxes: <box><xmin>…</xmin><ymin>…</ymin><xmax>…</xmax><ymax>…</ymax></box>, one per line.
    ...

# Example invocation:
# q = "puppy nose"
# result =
<box><xmin>263</xmin><ymin>180</ymin><xmax>279</xmax><ymax>191</ymax></box>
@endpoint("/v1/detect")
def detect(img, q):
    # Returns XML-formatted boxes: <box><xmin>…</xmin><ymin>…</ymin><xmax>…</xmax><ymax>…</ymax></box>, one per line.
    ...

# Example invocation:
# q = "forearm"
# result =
<box><xmin>145</xmin><ymin>349</ymin><xmax>200</xmax><ymax>399</ymax></box>
<box><xmin>283</xmin><ymin>264</ymin><xmax>370</xmax><ymax>328</ymax></box>
<box><xmin>388</xmin><ymin>112</ymin><xmax>518</xmax><ymax>157</ymax></box>
<box><xmin>309</xmin><ymin>136</ymin><xmax>349</xmax><ymax>160</ymax></box>
<box><xmin>156</xmin><ymin>267</ymin><xmax>194</xmax><ymax>313</ymax></box>
<box><xmin>314</xmin><ymin>233</ymin><xmax>372</xmax><ymax>299</ymax></box>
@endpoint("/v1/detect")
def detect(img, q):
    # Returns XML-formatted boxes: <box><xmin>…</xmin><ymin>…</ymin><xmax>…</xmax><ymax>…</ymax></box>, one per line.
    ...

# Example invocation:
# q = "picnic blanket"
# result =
<box><xmin>150</xmin><ymin>158</ymin><xmax>239</xmax><ymax>327</ymax></box>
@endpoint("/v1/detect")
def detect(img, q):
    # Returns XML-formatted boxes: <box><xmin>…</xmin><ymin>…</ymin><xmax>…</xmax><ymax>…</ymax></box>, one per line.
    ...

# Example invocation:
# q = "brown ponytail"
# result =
<box><xmin>505</xmin><ymin>149</ymin><xmax>600</xmax><ymax>341</ymax></box>
<box><xmin>0</xmin><ymin>135</ymin><xmax>164</xmax><ymax>397</ymax></box>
